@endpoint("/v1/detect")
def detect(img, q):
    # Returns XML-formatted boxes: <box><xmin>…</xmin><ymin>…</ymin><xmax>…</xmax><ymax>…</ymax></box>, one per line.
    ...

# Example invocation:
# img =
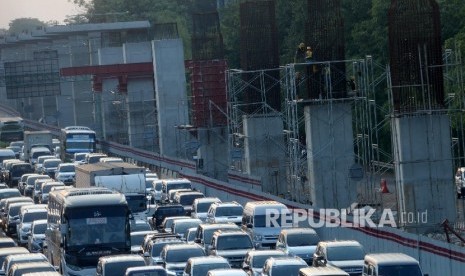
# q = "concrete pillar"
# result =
<box><xmin>196</xmin><ymin>127</ymin><xmax>229</xmax><ymax>181</ymax></box>
<box><xmin>243</xmin><ymin>114</ymin><xmax>287</xmax><ymax>196</ymax></box>
<box><xmin>304</xmin><ymin>102</ymin><xmax>357</xmax><ymax>209</ymax></box>
<box><xmin>152</xmin><ymin>39</ymin><xmax>190</xmax><ymax>158</ymax></box>
<box><xmin>392</xmin><ymin>114</ymin><xmax>456</xmax><ymax>233</ymax></box>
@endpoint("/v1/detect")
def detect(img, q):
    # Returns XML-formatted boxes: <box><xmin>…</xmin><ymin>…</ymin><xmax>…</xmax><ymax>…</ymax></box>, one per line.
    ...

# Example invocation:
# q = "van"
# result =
<box><xmin>241</xmin><ymin>201</ymin><xmax>291</xmax><ymax>248</ymax></box>
<box><xmin>30</xmin><ymin>147</ymin><xmax>52</xmax><ymax>165</ymax></box>
<box><xmin>299</xmin><ymin>267</ymin><xmax>349</xmax><ymax>276</ymax></box>
<box><xmin>161</xmin><ymin>178</ymin><xmax>192</xmax><ymax>202</ymax></box>
<box><xmin>363</xmin><ymin>253</ymin><xmax>425</xmax><ymax>276</ymax></box>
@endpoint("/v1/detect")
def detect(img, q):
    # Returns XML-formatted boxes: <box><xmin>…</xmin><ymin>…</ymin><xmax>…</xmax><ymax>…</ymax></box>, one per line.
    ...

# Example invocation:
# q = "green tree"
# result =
<box><xmin>8</xmin><ymin>18</ymin><xmax>46</xmax><ymax>34</ymax></box>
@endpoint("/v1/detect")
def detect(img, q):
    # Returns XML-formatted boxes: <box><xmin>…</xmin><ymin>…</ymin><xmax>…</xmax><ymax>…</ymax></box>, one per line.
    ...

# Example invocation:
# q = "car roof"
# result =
<box><xmin>198</xmin><ymin>223</ymin><xmax>239</xmax><ymax>230</ymax></box>
<box><xmin>364</xmin><ymin>253</ymin><xmax>419</xmax><ymax>265</ymax></box>
<box><xmin>280</xmin><ymin>228</ymin><xmax>317</xmax><ymax>236</ymax></box>
<box><xmin>0</xmin><ymin>247</ymin><xmax>30</xmax><ymax>256</ymax></box>
<box><xmin>125</xmin><ymin>265</ymin><xmax>165</xmax><ymax>273</ymax></box>
<box><xmin>188</xmin><ymin>256</ymin><xmax>229</xmax><ymax>265</ymax></box>
<box><xmin>265</xmin><ymin>256</ymin><xmax>307</xmax><ymax>266</ymax></box>
<box><xmin>246</xmin><ymin>249</ymin><xmax>287</xmax><ymax>257</ymax></box>
<box><xmin>318</xmin><ymin>240</ymin><xmax>362</xmax><ymax>248</ymax></box>
<box><xmin>163</xmin><ymin>243</ymin><xmax>203</xmax><ymax>251</ymax></box>
<box><xmin>207</xmin><ymin>269</ymin><xmax>247</xmax><ymax>276</ymax></box>
<box><xmin>299</xmin><ymin>267</ymin><xmax>349</xmax><ymax>276</ymax></box>
<box><xmin>99</xmin><ymin>254</ymin><xmax>145</xmax><ymax>264</ymax></box>
<box><xmin>213</xmin><ymin>229</ymin><xmax>247</xmax><ymax>237</ymax></box>
<box><xmin>5</xmin><ymin>253</ymin><xmax>47</xmax><ymax>263</ymax></box>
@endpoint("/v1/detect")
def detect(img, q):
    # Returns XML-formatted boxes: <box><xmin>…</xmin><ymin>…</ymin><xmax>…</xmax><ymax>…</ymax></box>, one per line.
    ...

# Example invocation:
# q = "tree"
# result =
<box><xmin>8</xmin><ymin>18</ymin><xmax>46</xmax><ymax>35</ymax></box>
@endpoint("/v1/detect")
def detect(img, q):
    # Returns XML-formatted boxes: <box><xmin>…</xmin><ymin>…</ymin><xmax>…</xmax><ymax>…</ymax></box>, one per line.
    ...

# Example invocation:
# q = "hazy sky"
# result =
<box><xmin>0</xmin><ymin>0</ymin><xmax>84</xmax><ymax>29</ymax></box>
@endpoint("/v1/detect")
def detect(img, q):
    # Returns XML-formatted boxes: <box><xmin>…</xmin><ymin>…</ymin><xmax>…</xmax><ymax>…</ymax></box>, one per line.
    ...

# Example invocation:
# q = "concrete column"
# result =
<box><xmin>304</xmin><ymin>102</ymin><xmax>357</xmax><ymax>209</ymax></box>
<box><xmin>152</xmin><ymin>39</ymin><xmax>190</xmax><ymax>158</ymax></box>
<box><xmin>392</xmin><ymin>114</ymin><xmax>456</xmax><ymax>232</ymax></box>
<box><xmin>196</xmin><ymin>127</ymin><xmax>229</xmax><ymax>181</ymax></box>
<box><xmin>243</xmin><ymin>114</ymin><xmax>287</xmax><ymax>196</ymax></box>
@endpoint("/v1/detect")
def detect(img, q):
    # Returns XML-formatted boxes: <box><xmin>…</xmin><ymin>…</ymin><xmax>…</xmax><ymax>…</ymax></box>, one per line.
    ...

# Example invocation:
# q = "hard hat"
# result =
<box><xmin>307</xmin><ymin>46</ymin><xmax>311</xmax><ymax>50</ymax></box>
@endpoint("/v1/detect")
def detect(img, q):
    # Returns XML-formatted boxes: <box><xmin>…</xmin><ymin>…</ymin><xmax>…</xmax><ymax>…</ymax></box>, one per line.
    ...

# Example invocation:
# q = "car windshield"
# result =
<box><xmin>104</xmin><ymin>260</ymin><xmax>146</xmax><ymax>276</ymax></box>
<box><xmin>186</xmin><ymin>230</ymin><xmax>197</xmax><ymax>242</ymax></box>
<box><xmin>23</xmin><ymin>211</ymin><xmax>47</xmax><ymax>222</ymax></box>
<box><xmin>146</xmin><ymin>181</ymin><xmax>153</xmax><ymax>190</ymax></box>
<box><xmin>252</xmin><ymin>254</ymin><xmax>285</xmax><ymax>268</ymax></box>
<box><xmin>44</xmin><ymin>160</ymin><xmax>60</xmax><ymax>167</ymax></box>
<box><xmin>378</xmin><ymin>264</ymin><xmax>422</xmax><ymax>276</ymax></box>
<box><xmin>287</xmin><ymin>233</ymin><xmax>319</xmax><ymax>246</ymax></box>
<box><xmin>215</xmin><ymin>206</ymin><xmax>243</xmax><ymax>217</ymax></box>
<box><xmin>43</xmin><ymin>184</ymin><xmax>63</xmax><ymax>193</ymax></box>
<box><xmin>173</xmin><ymin>221</ymin><xmax>200</xmax><ymax>235</ymax></box>
<box><xmin>179</xmin><ymin>194</ymin><xmax>204</xmax><ymax>206</ymax></box>
<box><xmin>271</xmin><ymin>264</ymin><xmax>307</xmax><ymax>276</ymax></box>
<box><xmin>131</xmin><ymin>233</ymin><xmax>149</xmax><ymax>247</ymax></box>
<box><xmin>127</xmin><ymin>270</ymin><xmax>167</xmax><ymax>276</ymax></box>
<box><xmin>33</xmin><ymin>223</ymin><xmax>47</xmax><ymax>234</ymax></box>
<box><xmin>165</xmin><ymin>248</ymin><xmax>205</xmax><ymax>263</ymax></box>
<box><xmin>254</xmin><ymin>214</ymin><xmax>292</xmax><ymax>227</ymax></box>
<box><xmin>203</xmin><ymin>227</ymin><xmax>238</xmax><ymax>244</ymax></box>
<box><xmin>74</xmin><ymin>154</ymin><xmax>86</xmax><ymax>162</ymax></box>
<box><xmin>59</xmin><ymin>165</ymin><xmax>75</xmax><ymax>172</ymax></box>
<box><xmin>326</xmin><ymin>246</ymin><xmax>365</xmax><ymax>261</ymax></box>
<box><xmin>151</xmin><ymin>241</ymin><xmax>184</xmax><ymax>257</ymax></box>
<box><xmin>197</xmin><ymin>201</ymin><xmax>216</xmax><ymax>213</ymax></box>
<box><xmin>217</xmin><ymin>235</ymin><xmax>253</xmax><ymax>250</ymax></box>
<box><xmin>192</xmin><ymin>263</ymin><xmax>230</xmax><ymax>276</ymax></box>
<box><xmin>166</xmin><ymin>183</ymin><xmax>191</xmax><ymax>193</ymax></box>
<box><xmin>27</xmin><ymin>176</ymin><xmax>49</xmax><ymax>186</ymax></box>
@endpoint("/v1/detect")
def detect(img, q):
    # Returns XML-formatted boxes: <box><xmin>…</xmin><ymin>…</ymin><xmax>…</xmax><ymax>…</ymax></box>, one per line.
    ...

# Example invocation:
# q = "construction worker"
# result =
<box><xmin>305</xmin><ymin>46</ymin><xmax>313</xmax><ymax>62</ymax></box>
<box><xmin>294</xmin><ymin>42</ymin><xmax>306</xmax><ymax>63</ymax></box>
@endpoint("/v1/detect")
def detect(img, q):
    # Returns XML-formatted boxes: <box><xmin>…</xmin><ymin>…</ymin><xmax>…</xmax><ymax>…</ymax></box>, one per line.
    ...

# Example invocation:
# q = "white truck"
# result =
<box><xmin>75</xmin><ymin>162</ymin><xmax>147</xmax><ymax>216</ymax></box>
<box><xmin>22</xmin><ymin>131</ymin><xmax>53</xmax><ymax>163</ymax></box>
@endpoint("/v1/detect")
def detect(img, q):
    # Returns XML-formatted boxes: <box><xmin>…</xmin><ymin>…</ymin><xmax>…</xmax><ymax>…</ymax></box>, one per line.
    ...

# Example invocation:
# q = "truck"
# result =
<box><xmin>75</xmin><ymin>161</ymin><xmax>147</xmax><ymax>216</ymax></box>
<box><xmin>22</xmin><ymin>131</ymin><xmax>53</xmax><ymax>163</ymax></box>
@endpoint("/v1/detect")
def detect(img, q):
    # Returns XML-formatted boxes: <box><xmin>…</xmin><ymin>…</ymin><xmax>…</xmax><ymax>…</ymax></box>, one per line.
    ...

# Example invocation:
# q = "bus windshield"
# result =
<box><xmin>65</xmin><ymin>141</ymin><xmax>95</xmax><ymax>151</ymax></box>
<box><xmin>66</xmin><ymin>206</ymin><xmax>128</xmax><ymax>247</ymax></box>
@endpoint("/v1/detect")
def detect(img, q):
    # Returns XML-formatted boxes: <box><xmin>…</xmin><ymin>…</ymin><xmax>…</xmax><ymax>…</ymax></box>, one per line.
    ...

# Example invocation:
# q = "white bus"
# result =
<box><xmin>46</xmin><ymin>187</ymin><xmax>131</xmax><ymax>276</ymax></box>
<box><xmin>60</xmin><ymin>126</ymin><xmax>96</xmax><ymax>162</ymax></box>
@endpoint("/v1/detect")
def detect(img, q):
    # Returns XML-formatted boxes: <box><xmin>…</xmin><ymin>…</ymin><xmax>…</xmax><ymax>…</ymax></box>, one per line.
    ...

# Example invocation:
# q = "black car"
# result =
<box><xmin>151</xmin><ymin>204</ymin><xmax>185</xmax><ymax>230</ymax></box>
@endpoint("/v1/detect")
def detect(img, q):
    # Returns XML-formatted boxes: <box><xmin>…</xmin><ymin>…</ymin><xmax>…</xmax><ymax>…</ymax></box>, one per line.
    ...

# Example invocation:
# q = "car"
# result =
<box><xmin>161</xmin><ymin>179</ymin><xmax>192</xmax><ymax>202</ymax></box>
<box><xmin>313</xmin><ymin>240</ymin><xmax>365</xmax><ymax>276</ymax></box>
<box><xmin>0</xmin><ymin>237</ymin><xmax>16</xmax><ymax>248</ymax></box>
<box><xmin>261</xmin><ymin>256</ymin><xmax>308</xmax><ymax>276</ymax></box>
<box><xmin>5</xmin><ymin>162</ymin><xmax>34</xmax><ymax>188</ymax></box>
<box><xmin>100</xmin><ymin>157</ymin><xmax>124</xmax><ymax>163</ymax></box>
<box><xmin>32</xmin><ymin>178</ymin><xmax>54</xmax><ymax>204</ymax></box>
<box><xmin>183</xmin><ymin>256</ymin><xmax>231</xmax><ymax>276</ymax></box>
<box><xmin>27</xmin><ymin>219</ymin><xmax>47</xmax><ymax>253</ymax></box>
<box><xmin>160</xmin><ymin>216</ymin><xmax>191</xmax><ymax>233</ymax></box>
<box><xmin>276</xmin><ymin>228</ymin><xmax>320</xmax><ymax>264</ymax></box>
<box><xmin>160</xmin><ymin>244</ymin><xmax>206</xmax><ymax>276</ymax></box>
<box><xmin>17</xmin><ymin>174</ymin><xmax>38</xmax><ymax>195</ymax></box>
<box><xmin>39</xmin><ymin>182</ymin><xmax>65</xmax><ymax>204</ymax></box>
<box><xmin>4</xmin><ymin>201</ymin><xmax>34</xmax><ymax>235</ymax></box>
<box><xmin>34</xmin><ymin>155</ymin><xmax>55</xmax><ymax>174</ymax></box>
<box><xmin>73</xmin><ymin>152</ymin><xmax>87</xmax><ymax>165</ymax></box>
<box><xmin>143</xmin><ymin>237</ymin><xmax>186</xmax><ymax>266</ymax></box>
<box><xmin>242</xmin><ymin>249</ymin><xmax>287</xmax><ymax>276</ymax></box>
<box><xmin>1</xmin><ymin>253</ymin><xmax>48</xmax><ymax>276</ymax></box>
<box><xmin>173</xmin><ymin>191</ymin><xmax>205</xmax><ymax>215</ymax></box>
<box><xmin>41</xmin><ymin>158</ymin><xmax>62</xmax><ymax>177</ymax></box>
<box><xmin>125</xmin><ymin>265</ymin><xmax>167</xmax><ymax>276</ymax></box>
<box><xmin>0</xmin><ymin>197</ymin><xmax>33</xmax><ymax>230</ymax></box>
<box><xmin>194</xmin><ymin>223</ymin><xmax>240</xmax><ymax>251</ymax></box>
<box><xmin>0</xmin><ymin>189</ymin><xmax>21</xmax><ymax>201</ymax></box>
<box><xmin>0</xmin><ymin>247</ymin><xmax>30</xmax><ymax>270</ymax></box>
<box><xmin>96</xmin><ymin>254</ymin><xmax>146</xmax><ymax>276</ymax></box>
<box><xmin>54</xmin><ymin>163</ymin><xmax>76</xmax><ymax>185</ymax></box>
<box><xmin>362</xmin><ymin>253</ymin><xmax>424</xmax><ymax>276</ymax></box>
<box><xmin>150</xmin><ymin>179</ymin><xmax>163</xmax><ymax>204</ymax></box>
<box><xmin>7</xmin><ymin>261</ymin><xmax>56</xmax><ymax>276</ymax></box>
<box><xmin>206</xmin><ymin>201</ymin><xmax>243</xmax><ymax>225</ymax></box>
<box><xmin>24</xmin><ymin>174</ymin><xmax>51</xmax><ymax>197</ymax></box>
<box><xmin>5</xmin><ymin>146</ymin><xmax>21</xmax><ymax>159</ymax></box>
<box><xmin>208</xmin><ymin>230</ymin><xmax>254</xmax><ymax>268</ymax></box>
<box><xmin>151</xmin><ymin>204</ymin><xmax>186</xmax><ymax>230</ymax></box>
<box><xmin>191</xmin><ymin>197</ymin><xmax>221</xmax><ymax>222</ymax></box>
<box><xmin>84</xmin><ymin>153</ymin><xmax>108</xmax><ymax>164</ymax></box>
<box><xmin>171</xmin><ymin>218</ymin><xmax>202</xmax><ymax>238</ymax></box>
<box><xmin>16</xmin><ymin>205</ymin><xmax>47</xmax><ymax>245</ymax></box>
<box><xmin>130</xmin><ymin>230</ymin><xmax>158</xmax><ymax>254</ymax></box>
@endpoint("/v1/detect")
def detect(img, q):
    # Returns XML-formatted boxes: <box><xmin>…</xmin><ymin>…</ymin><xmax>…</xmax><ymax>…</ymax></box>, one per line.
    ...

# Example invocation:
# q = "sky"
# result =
<box><xmin>0</xmin><ymin>0</ymin><xmax>85</xmax><ymax>29</ymax></box>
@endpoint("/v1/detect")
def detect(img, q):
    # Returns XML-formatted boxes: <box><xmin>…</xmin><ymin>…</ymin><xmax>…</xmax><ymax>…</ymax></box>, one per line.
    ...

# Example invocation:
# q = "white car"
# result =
<box><xmin>54</xmin><ymin>163</ymin><xmax>76</xmax><ymax>185</ymax></box>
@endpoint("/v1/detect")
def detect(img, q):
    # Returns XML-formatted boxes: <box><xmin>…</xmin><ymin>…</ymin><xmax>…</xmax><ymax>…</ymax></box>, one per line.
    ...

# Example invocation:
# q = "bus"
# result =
<box><xmin>46</xmin><ymin>187</ymin><xmax>131</xmax><ymax>276</ymax></box>
<box><xmin>60</xmin><ymin>126</ymin><xmax>96</xmax><ymax>161</ymax></box>
<box><xmin>0</xmin><ymin>116</ymin><xmax>24</xmax><ymax>142</ymax></box>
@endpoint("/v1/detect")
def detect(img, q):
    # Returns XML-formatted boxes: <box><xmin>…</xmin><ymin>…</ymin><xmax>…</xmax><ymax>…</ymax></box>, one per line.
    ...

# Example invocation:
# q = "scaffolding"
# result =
<box><xmin>227</xmin><ymin>56</ymin><xmax>385</xmax><ymax>203</ymax></box>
